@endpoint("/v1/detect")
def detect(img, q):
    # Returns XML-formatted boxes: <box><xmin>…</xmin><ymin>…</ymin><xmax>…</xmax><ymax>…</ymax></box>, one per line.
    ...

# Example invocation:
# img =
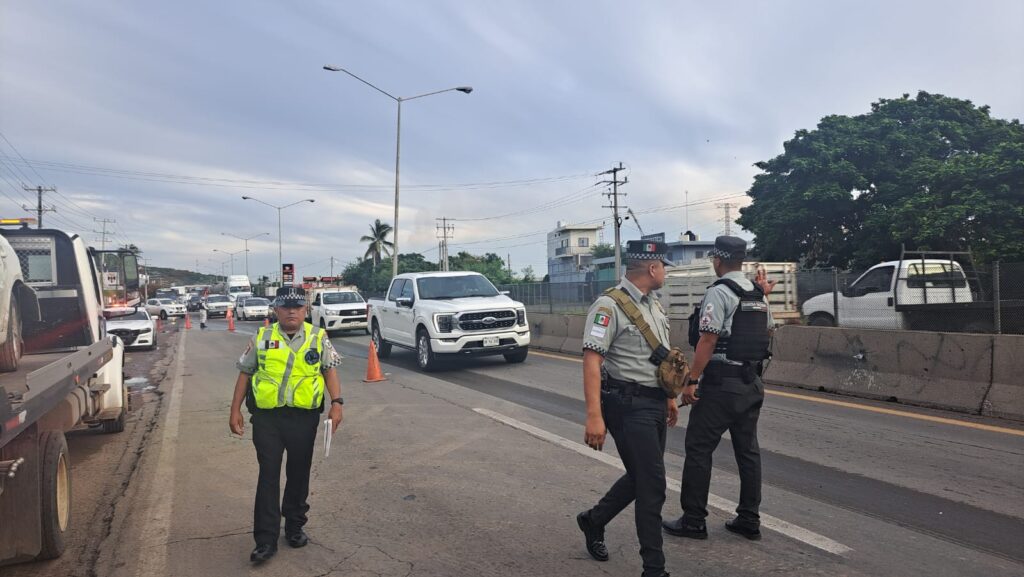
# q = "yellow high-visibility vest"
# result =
<box><xmin>252</xmin><ymin>323</ymin><xmax>325</xmax><ymax>410</ymax></box>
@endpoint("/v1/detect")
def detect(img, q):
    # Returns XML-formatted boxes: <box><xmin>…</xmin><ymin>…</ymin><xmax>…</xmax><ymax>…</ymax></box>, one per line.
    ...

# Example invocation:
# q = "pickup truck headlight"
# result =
<box><xmin>435</xmin><ymin>314</ymin><xmax>454</xmax><ymax>333</ymax></box>
<box><xmin>516</xmin><ymin>309</ymin><xmax>526</xmax><ymax>326</ymax></box>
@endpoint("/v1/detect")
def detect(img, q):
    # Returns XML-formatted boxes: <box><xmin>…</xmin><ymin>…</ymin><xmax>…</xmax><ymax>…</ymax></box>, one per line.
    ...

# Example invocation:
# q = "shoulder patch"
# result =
<box><xmin>704</xmin><ymin>303</ymin><xmax>714</xmax><ymax>313</ymax></box>
<box><xmin>593</xmin><ymin>312</ymin><xmax>611</xmax><ymax>327</ymax></box>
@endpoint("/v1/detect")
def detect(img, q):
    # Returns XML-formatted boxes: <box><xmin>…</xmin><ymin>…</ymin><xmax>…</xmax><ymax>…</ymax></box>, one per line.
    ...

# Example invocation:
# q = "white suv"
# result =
<box><xmin>145</xmin><ymin>298</ymin><xmax>186</xmax><ymax>320</ymax></box>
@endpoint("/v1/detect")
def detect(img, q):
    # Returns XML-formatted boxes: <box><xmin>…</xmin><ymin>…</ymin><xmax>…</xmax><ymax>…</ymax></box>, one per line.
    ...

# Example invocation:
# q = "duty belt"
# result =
<box><xmin>602</xmin><ymin>375</ymin><xmax>669</xmax><ymax>400</ymax></box>
<box><xmin>704</xmin><ymin>361</ymin><xmax>762</xmax><ymax>385</ymax></box>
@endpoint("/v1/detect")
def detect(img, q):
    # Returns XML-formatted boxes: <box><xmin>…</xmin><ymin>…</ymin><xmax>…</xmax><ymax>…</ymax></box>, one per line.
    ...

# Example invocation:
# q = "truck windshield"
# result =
<box><xmin>229</xmin><ymin>286</ymin><xmax>250</xmax><ymax>293</ymax></box>
<box><xmin>417</xmin><ymin>275</ymin><xmax>499</xmax><ymax>299</ymax></box>
<box><xmin>245</xmin><ymin>298</ymin><xmax>269</xmax><ymax>306</ymax></box>
<box><xmin>323</xmin><ymin>292</ymin><xmax>363</xmax><ymax>304</ymax></box>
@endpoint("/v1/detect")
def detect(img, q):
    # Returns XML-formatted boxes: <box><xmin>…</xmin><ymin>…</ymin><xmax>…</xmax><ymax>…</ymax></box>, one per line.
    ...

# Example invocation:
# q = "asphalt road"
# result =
<box><xmin>4</xmin><ymin>317</ymin><xmax>1022</xmax><ymax>577</ymax></box>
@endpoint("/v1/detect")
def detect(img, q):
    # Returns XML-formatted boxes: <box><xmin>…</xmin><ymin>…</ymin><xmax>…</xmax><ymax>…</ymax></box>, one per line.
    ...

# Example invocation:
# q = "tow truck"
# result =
<box><xmin>0</xmin><ymin>219</ymin><xmax>139</xmax><ymax>565</ymax></box>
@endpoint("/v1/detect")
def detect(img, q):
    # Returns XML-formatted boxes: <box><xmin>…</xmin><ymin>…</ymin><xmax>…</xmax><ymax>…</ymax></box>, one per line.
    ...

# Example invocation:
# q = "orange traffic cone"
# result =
<box><xmin>363</xmin><ymin>341</ymin><xmax>386</xmax><ymax>382</ymax></box>
<box><xmin>184</xmin><ymin>313</ymin><xmax>192</xmax><ymax>330</ymax></box>
<box><xmin>227</xmin><ymin>308</ymin><xmax>235</xmax><ymax>332</ymax></box>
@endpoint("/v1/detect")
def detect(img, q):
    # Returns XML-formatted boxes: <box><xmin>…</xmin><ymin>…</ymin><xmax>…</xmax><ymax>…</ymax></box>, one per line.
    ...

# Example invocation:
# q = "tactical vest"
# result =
<box><xmin>252</xmin><ymin>323</ymin><xmax>326</xmax><ymax>410</ymax></box>
<box><xmin>688</xmin><ymin>278</ymin><xmax>770</xmax><ymax>362</ymax></box>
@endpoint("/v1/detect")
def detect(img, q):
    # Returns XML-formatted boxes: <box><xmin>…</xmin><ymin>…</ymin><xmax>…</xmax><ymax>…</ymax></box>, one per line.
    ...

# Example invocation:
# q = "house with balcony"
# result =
<box><xmin>547</xmin><ymin>221</ymin><xmax>602</xmax><ymax>283</ymax></box>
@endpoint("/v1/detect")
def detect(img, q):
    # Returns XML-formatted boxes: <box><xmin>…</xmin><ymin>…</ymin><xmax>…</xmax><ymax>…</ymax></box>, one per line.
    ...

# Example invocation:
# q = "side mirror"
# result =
<box><xmin>500</xmin><ymin>291</ymin><xmax>510</xmax><ymax>296</ymax></box>
<box><xmin>396</xmin><ymin>297</ymin><xmax>413</xmax><ymax>308</ymax></box>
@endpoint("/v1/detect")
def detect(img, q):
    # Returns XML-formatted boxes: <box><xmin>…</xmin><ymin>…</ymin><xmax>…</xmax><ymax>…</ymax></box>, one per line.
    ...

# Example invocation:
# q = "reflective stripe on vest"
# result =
<box><xmin>252</xmin><ymin>323</ymin><xmax>325</xmax><ymax>409</ymax></box>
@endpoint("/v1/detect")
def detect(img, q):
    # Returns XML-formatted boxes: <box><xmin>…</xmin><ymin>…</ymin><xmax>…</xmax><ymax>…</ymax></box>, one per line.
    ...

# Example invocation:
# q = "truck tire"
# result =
<box><xmin>416</xmin><ymin>329</ymin><xmax>438</xmax><ymax>372</ymax></box>
<box><xmin>101</xmin><ymin>409</ymin><xmax>127</xmax><ymax>434</ymax></box>
<box><xmin>38</xmin><ymin>431</ymin><xmax>71</xmax><ymax>560</ymax></box>
<box><xmin>503</xmin><ymin>347</ymin><xmax>529</xmax><ymax>364</ymax></box>
<box><xmin>0</xmin><ymin>298</ymin><xmax>22</xmax><ymax>372</ymax></box>
<box><xmin>371</xmin><ymin>321</ymin><xmax>391</xmax><ymax>358</ymax></box>
<box><xmin>807</xmin><ymin>313</ymin><xmax>836</xmax><ymax>327</ymax></box>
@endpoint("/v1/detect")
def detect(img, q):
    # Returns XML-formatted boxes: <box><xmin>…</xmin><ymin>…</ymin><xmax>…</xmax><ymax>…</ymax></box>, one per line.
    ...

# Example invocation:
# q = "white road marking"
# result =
<box><xmin>137</xmin><ymin>329</ymin><xmax>188</xmax><ymax>575</ymax></box>
<box><xmin>473</xmin><ymin>407</ymin><xmax>853</xmax><ymax>556</ymax></box>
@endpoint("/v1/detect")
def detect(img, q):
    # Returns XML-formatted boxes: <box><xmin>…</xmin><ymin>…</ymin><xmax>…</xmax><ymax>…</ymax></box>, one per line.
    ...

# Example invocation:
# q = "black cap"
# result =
<box><xmin>709</xmin><ymin>236</ymin><xmax>747</xmax><ymax>260</ymax></box>
<box><xmin>273</xmin><ymin>286</ymin><xmax>307</xmax><ymax>308</ymax></box>
<box><xmin>625</xmin><ymin>240</ymin><xmax>673</xmax><ymax>266</ymax></box>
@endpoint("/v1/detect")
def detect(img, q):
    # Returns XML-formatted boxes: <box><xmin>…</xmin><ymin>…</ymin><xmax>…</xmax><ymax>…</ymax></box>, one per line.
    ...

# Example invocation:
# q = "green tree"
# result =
<box><xmin>591</xmin><ymin>243</ymin><xmax>616</xmax><ymax>259</ymax></box>
<box><xmin>341</xmin><ymin>252</ymin><xmax>437</xmax><ymax>295</ymax></box>
<box><xmin>738</xmin><ymin>91</ymin><xmax>1024</xmax><ymax>267</ymax></box>
<box><xmin>448</xmin><ymin>252</ymin><xmax>512</xmax><ymax>285</ymax></box>
<box><xmin>359</xmin><ymin>219</ymin><xmax>394</xmax><ymax>269</ymax></box>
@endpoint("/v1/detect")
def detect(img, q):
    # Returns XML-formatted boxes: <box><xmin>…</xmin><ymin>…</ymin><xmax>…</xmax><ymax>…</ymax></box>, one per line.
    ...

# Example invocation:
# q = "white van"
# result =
<box><xmin>226</xmin><ymin>275</ymin><xmax>252</xmax><ymax>302</ymax></box>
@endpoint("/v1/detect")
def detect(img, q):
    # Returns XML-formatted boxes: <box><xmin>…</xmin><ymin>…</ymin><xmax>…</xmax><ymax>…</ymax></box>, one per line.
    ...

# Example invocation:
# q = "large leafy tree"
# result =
<box><xmin>360</xmin><ymin>219</ymin><xmax>394</xmax><ymax>269</ymax></box>
<box><xmin>448</xmin><ymin>252</ymin><xmax>513</xmax><ymax>285</ymax></box>
<box><xmin>738</xmin><ymin>91</ymin><xmax>1024</xmax><ymax>268</ymax></box>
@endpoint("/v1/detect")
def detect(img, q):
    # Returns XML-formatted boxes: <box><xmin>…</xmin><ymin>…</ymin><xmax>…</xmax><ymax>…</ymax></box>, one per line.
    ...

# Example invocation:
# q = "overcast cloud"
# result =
<box><xmin>1</xmin><ymin>0</ymin><xmax>1021</xmax><ymax>279</ymax></box>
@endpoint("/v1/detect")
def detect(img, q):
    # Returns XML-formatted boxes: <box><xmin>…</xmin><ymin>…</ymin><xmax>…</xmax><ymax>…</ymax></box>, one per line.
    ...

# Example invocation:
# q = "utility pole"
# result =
<box><xmin>599</xmin><ymin>163</ymin><xmax>628</xmax><ymax>280</ymax></box>
<box><xmin>93</xmin><ymin>218</ymin><xmax>116</xmax><ymax>250</ymax></box>
<box><xmin>507</xmin><ymin>253</ymin><xmax>512</xmax><ymax>280</ymax></box>
<box><xmin>436</xmin><ymin>217</ymin><xmax>455</xmax><ymax>272</ymax></box>
<box><xmin>716</xmin><ymin>202</ymin><xmax>738</xmax><ymax>236</ymax></box>
<box><xmin>22</xmin><ymin>186</ymin><xmax>56</xmax><ymax>229</ymax></box>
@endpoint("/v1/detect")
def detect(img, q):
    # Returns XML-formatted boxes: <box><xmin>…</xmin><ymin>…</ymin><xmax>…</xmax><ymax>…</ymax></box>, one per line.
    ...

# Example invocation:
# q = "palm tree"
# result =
<box><xmin>360</xmin><ymin>219</ymin><xmax>394</xmax><ymax>269</ymax></box>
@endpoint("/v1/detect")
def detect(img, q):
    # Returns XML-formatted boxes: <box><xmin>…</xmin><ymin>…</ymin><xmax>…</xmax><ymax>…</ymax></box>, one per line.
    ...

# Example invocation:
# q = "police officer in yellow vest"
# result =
<box><xmin>229</xmin><ymin>286</ymin><xmax>343</xmax><ymax>564</ymax></box>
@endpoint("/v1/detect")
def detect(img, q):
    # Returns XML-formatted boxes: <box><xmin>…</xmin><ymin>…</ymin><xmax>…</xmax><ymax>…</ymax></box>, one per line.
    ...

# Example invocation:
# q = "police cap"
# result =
<box><xmin>625</xmin><ymin>240</ymin><xmax>673</xmax><ymax>266</ymax></box>
<box><xmin>273</xmin><ymin>286</ymin><xmax>307</xmax><ymax>308</ymax></box>
<box><xmin>709</xmin><ymin>236</ymin><xmax>747</xmax><ymax>261</ymax></box>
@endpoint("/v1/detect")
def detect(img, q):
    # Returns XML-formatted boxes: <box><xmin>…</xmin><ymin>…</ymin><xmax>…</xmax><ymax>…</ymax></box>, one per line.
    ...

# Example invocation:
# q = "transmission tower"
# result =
<box><xmin>716</xmin><ymin>202</ymin><xmax>738</xmax><ymax>236</ymax></box>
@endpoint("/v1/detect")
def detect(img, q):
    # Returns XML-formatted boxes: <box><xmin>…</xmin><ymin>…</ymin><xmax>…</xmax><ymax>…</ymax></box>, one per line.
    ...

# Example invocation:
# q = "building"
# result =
<box><xmin>666</xmin><ymin>231</ymin><xmax>716</xmax><ymax>265</ymax></box>
<box><xmin>546</xmin><ymin>221</ymin><xmax>602</xmax><ymax>283</ymax></box>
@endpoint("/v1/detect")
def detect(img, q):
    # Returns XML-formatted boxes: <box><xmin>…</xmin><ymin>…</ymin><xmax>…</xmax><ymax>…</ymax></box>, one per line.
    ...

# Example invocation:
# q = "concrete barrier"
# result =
<box><xmin>561</xmin><ymin>315</ymin><xmax>587</xmax><ymax>356</ymax></box>
<box><xmin>527</xmin><ymin>314</ymin><xmax>1024</xmax><ymax>422</ymax></box>
<box><xmin>528</xmin><ymin>313</ymin><xmax>567</xmax><ymax>353</ymax></box>
<box><xmin>981</xmin><ymin>334</ymin><xmax>1024</xmax><ymax>421</ymax></box>
<box><xmin>764</xmin><ymin>325</ymin><xmax>994</xmax><ymax>415</ymax></box>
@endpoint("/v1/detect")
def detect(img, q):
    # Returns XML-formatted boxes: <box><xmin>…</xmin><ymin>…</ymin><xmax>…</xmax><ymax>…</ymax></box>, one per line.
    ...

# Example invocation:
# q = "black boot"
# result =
<box><xmin>576</xmin><ymin>511</ymin><xmax>609</xmax><ymax>562</ymax></box>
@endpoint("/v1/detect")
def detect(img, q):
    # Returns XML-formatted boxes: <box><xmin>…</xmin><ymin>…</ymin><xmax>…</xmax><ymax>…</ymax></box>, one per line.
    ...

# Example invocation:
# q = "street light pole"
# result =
<box><xmin>241</xmin><ymin>196</ymin><xmax>315</xmax><ymax>284</ymax></box>
<box><xmin>213</xmin><ymin>248</ymin><xmax>246</xmax><ymax>276</ymax></box>
<box><xmin>221</xmin><ymin>232</ymin><xmax>269</xmax><ymax>280</ymax></box>
<box><xmin>323</xmin><ymin>64</ymin><xmax>473</xmax><ymax>278</ymax></box>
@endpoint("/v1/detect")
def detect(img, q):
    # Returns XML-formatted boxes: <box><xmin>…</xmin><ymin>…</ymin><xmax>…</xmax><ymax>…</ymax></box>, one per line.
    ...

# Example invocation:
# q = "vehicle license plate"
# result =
<box><xmin>483</xmin><ymin>336</ymin><xmax>499</xmax><ymax>347</ymax></box>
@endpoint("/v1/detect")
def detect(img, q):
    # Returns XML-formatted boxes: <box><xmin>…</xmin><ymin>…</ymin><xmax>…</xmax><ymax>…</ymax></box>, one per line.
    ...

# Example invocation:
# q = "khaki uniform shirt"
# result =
<box><xmin>697</xmin><ymin>271</ymin><xmax>775</xmax><ymax>365</ymax></box>
<box><xmin>582</xmin><ymin>277</ymin><xmax>670</xmax><ymax>389</ymax></box>
<box><xmin>236</xmin><ymin>323</ymin><xmax>342</xmax><ymax>375</ymax></box>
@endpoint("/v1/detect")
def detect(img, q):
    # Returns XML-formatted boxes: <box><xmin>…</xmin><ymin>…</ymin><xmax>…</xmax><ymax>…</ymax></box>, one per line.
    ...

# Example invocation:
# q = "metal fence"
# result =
<box><xmin>498</xmin><ymin>261</ymin><xmax>1024</xmax><ymax>335</ymax></box>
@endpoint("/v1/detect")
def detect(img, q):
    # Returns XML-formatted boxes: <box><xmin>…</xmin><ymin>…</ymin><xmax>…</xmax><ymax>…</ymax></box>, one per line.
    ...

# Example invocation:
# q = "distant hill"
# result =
<box><xmin>145</xmin><ymin>266</ymin><xmax>221</xmax><ymax>287</ymax></box>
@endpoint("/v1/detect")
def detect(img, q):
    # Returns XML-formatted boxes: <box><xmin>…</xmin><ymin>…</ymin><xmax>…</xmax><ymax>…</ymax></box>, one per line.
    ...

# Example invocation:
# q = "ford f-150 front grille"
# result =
<box><xmin>456</xmin><ymin>310</ymin><xmax>517</xmax><ymax>331</ymax></box>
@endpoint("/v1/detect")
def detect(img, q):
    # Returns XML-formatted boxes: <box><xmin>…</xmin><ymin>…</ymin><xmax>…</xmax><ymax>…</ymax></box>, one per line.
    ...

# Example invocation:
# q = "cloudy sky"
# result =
<box><xmin>1</xmin><ymin>0</ymin><xmax>1021</xmax><ymax>281</ymax></box>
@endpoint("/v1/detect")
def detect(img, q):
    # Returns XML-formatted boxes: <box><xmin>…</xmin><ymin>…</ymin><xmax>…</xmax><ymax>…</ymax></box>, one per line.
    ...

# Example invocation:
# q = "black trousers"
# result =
<box><xmin>251</xmin><ymin>407</ymin><xmax>321</xmax><ymax>546</ymax></box>
<box><xmin>589</xmin><ymin>388</ymin><xmax>668</xmax><ymax>575</ymax></box>
<box><xmin>679</xmin><ymin>373</ymin><xmax>764</xmax><ymax>527</ymax></box>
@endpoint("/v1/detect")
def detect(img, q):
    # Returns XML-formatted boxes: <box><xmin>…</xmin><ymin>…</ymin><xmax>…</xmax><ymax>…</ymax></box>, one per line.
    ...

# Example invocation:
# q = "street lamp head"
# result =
<box><xmin>323</xmin><ymin>65</ymin><xmax>343</xmax><ymax>72</ymax></box>
<box><xmin>242</xmin><ymin>196</ymin><xmax>251</xmax><ymax>200</ymax></box>
<box><xmin>456</xmin><ymin>86</ymin><xmax>473</xmax><ymax>94</ymax></box>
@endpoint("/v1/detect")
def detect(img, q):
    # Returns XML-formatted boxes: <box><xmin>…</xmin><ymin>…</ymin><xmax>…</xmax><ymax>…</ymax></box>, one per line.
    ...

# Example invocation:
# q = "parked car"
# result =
<box><xmin>186</xmin><ymin>295</ymin><xmax>203</xmax><ymax>311</ymax></box>
<box><xmin>204</xmin><ymin>294</ymin><xmax>233</xmax><ymax>318</ymax></box>
<box><xmin>367</xmin><ymin>272</ymin><xmax>530</xmax><ymax>371</ymax></box>
<box><xmin>236</xmin><ymin>297</ymin><xmax>271</xmax><ymax>321</ymax></box>
<box><xmin>144</xmin><ymin>298</ymin><xmax>186</xmax><ymax>320</ymax></box>
<box><xmin>105</xmin><ymin>308</ymin><xmax>157</xmax><ymax>350</ymax></box>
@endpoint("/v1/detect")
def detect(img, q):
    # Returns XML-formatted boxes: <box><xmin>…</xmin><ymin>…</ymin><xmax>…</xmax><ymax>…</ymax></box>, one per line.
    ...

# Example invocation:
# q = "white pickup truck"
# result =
<box><xmin>309</xmin><ymin>288</ymin><xmax>368</xmax><ymax>334</ymax></box>
<box><xmin>367</xmin><ymin>272</ymin><xmax>530</xmax><ymax>371</ymax></box>
<box><xmin>801</xmin><ymin>257</ymin><xmax>991</xmax><ymax>331</ymax></box>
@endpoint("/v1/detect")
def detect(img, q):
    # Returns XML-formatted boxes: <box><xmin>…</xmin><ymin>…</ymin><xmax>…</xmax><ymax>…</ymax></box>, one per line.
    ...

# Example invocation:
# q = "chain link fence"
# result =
<box><xmin>498</xmin><ymin>261</ymin><xmax>1024</xmax><ymax>335</ymax></box>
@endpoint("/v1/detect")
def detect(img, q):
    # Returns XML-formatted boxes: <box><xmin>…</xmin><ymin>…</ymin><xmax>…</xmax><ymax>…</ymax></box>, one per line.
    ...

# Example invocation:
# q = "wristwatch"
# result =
<box><xmin>687</xmin><ymin>378</ymin><xmax>700</xmax><ymax>386</ymax></box>
<box><xmin>331</xmin><ymin>397</ymin><xmax>344</xmax><ymax>406</ymax></box>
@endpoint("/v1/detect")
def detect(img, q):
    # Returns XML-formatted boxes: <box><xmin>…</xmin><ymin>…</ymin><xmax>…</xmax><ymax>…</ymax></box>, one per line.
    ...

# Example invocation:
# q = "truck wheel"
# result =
<box><xmin>101</xmin><ymin>409</ymin><xmax>127</xmax><ymax>434</ymax></box>
<box><xmin>38</xmin><ymin>431</ymin><xmax>71</xmax><ymax>560</ymax></box>
<box><xmin>0</xmin><ymin>298</ymin><xmax>22</xmax><ymax>372</ymax></box>
<box><xmin>371</xmin><ymin>321</ymin><xmax>391</xmax><ymax>359</ymax></box>
<box><xmin>503</xmin><ymin>347</ymin><xmax>529</xmax><ymax>364</ymax></box>
<box><xmin>416</xmin><ymin>329</ymin><xmax>438</xmax><ymax>372</ymax></box>
<box><xmin>807</xmin><ymin>313</ymin><xmax>836</xmax><ymax>327</ymax></box>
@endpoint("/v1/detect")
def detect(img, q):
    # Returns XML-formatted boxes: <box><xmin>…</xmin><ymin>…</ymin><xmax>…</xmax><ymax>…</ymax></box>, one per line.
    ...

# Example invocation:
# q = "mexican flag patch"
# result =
<box><xmin>593</xmin><ymin>312</ymin><xmax>611</xmax><ymax>327</ymax></box>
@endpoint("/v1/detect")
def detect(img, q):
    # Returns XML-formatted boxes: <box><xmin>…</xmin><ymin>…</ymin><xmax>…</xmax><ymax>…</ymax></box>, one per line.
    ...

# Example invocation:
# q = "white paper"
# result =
<box><xmin>323</xmin><ymin>419</ymin><xmax>332</xmax><ymax>458</ymax></box>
